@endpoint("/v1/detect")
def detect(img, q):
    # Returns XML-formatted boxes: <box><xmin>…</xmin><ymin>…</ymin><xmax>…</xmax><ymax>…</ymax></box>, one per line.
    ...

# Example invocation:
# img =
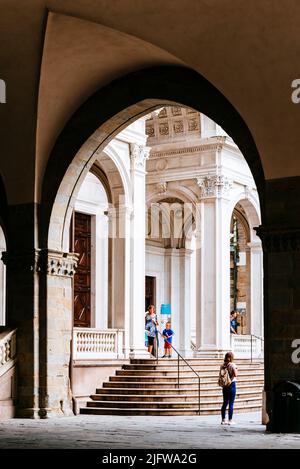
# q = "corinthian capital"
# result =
<box><xmin>130</xmin><ymin>143</ymin><xmax>150</xmax><ymax>170</ymax></box>
<box><xmin>197</xmin><ymin>175</ymin><xmax>232</xmax><ymax>199</ymax></box>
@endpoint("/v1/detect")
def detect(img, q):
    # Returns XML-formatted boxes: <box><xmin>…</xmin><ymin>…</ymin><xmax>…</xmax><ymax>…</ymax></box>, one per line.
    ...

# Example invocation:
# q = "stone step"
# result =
<box><xmin>117</xmin><ymin>368</ymin><xmax>264</xmax><ymax>376</ymax></box>
<box><xmin>129</xmin><ymin>359</ymin><xmax>263</xmax><ymax>365</ymax></box>
<box><xmin>103</xmin><ymin>378</ymin><xmax>264</xmax><ymax>389</ymax></box>
<box><xmin>86</xmin><ymin>396</ymin><xmax>262</xmax><ymax>409</ymax></box>
<box><xmin>91</xmin><ymin>390</ymin><xmax>262</xmax><ymax>402</ymax></box>
<box><xmin>122</xmin><ymin>364</ymin><xmax>263</xmax><ymax>371</ymax></box>
<box><xmin>96</xmin><ymin>383</ymin><xmax>263</xmax><ymax>395</ymax></box>
<box><xmin>80</xmin><ymin>402</ymin><xmax>262</xmax><ymax>416</ymax></box>
<box><xmin>81</xmin><ymin>357</ymin><xmax>264</xmax><ymax>416</ymax></box>
<box><xmin>109</xmin><ymin>372</ymin><xmax>263</xmax><ymax>382</ymax></box>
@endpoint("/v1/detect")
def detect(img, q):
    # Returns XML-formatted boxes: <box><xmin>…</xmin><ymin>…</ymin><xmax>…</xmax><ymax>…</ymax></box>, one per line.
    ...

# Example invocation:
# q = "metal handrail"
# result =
<box><xmin>250</xmin><ymin>333</ymin><xmax>264</xmax><ymax>363</ymax></box>
<box><xmin>156</xmin><ymin>330</ymin><xmax>201</xmax><ymax>415</ymax></box>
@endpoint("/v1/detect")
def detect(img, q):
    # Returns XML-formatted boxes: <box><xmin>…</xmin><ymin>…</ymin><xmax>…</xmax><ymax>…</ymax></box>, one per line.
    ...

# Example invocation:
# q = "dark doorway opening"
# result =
<box><xmin>73</xmin><ymin>212</ymin><xmax>91</xmax><ymax>327</ymax></box>
<box><xmin>145</xmin><ymin>276</ymin><xmax>156</xmax><ymax>311</ymax></box>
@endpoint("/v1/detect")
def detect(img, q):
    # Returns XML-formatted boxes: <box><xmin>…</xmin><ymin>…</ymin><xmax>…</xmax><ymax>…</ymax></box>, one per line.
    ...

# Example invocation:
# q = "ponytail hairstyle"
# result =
<box><xmin>224</xmin><ymin>351</ymin><xmax>234</xmax><ymax>365</ymax></box>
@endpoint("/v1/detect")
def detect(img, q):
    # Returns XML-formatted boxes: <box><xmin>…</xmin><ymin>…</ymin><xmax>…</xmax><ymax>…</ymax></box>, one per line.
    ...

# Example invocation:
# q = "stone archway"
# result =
<box><xmin>35</xmin><ymin>66</ymin><xmax>265</xmax><ymax>418</ymax></box>
<box><xmin>229</xmin><ymin>197</ymin><xmax>263</xmax><ymax>349</ymax></box>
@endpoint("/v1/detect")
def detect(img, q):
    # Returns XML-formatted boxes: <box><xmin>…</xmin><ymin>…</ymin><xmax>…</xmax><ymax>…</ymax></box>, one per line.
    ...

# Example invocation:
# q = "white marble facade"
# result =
<box><xmin>74</xmin><ymin>107</ymin><xmax>263</xmax><ymax>358</ymax></box>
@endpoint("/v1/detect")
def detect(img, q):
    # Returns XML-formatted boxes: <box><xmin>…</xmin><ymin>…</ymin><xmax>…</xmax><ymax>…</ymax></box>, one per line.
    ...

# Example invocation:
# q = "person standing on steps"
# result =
<box><xmin>161</xmin><ymin>321</ymin><xmax>175</xmax><ymax>358</ymax></box>
<box><xmin>219</xmin><ymin>351</ymin><xmax>238</xmax><ymax>425</ymax></box>
<box><xmin>145</xmin><ymin>304</ymin><xmax>159</xmax><ymax>357</ymax></box>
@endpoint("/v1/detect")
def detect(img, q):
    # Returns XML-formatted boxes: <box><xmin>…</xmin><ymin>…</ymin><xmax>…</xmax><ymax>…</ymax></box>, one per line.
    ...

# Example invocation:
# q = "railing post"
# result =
<box><xmin>198</xmin><ymin>377</ymin><xmax>201</xmax><ymax>415</ymax></box>
<box><xmin>177</xmin><ymin>353</ymin><xmax>180</xmax><ymax>389</ymax></box>
<box><xmin>251</xmin><ymin>334</ymin><xmax>253</xmax><ymax>363</ymax></box>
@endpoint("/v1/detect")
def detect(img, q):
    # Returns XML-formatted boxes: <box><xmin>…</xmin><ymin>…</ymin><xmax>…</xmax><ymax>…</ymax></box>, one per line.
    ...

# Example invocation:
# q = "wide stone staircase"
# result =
<box><xmin>80</xmin><ymin>358</ymin><xmax>264</xmax><ymax>416</ymax></box>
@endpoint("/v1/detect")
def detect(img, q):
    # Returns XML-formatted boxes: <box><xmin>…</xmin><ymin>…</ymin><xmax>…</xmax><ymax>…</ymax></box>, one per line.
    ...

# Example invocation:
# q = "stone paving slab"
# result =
<box><xmin>0</xmin><ymin>412</ymin><xmax>300</xmax><ymax>449</ymax></box>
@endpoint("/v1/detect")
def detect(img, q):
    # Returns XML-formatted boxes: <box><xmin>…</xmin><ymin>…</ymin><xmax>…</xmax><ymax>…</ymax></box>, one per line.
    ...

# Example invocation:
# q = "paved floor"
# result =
<box><xmin>0</xmin><ymin>412</ymin><xmax>300</xmax><ymax>449</ymax></box>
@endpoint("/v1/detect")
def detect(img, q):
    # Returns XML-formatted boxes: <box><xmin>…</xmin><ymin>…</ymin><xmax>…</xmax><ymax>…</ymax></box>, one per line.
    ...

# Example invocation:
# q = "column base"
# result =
<box><xmin>129</xmin><ymin>347</ymin><xmax>152</xmax><ymax>359</ymax></box>
<box><xmin>177</xmin><ymin>349</ymin><xmax>194</xmax><ymax>359</ymax></box>
<box><xmin>17</xmin><ymin>404</ymin><xmax>75</xmax><ymax>419</ymax></box>
<box><xmin>193</xmin><ymin>348</ymin><xmax>230</xmax><ymax>359</ymax></box>
<box><xmin>16</xmin><ymin>407</ymin><xmax>41</xmax><ymax>419</ymax></box>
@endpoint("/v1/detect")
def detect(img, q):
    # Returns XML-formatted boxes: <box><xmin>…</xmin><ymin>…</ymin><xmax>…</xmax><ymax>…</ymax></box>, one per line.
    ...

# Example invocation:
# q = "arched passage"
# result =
<box><xmin>37</xmin><ymin>66</ymin><xmax>265</xmax><ymax>418</ymax></box>
<box><xmin>41</xmin><ymin>66</ymin><xmax>265</xmax><ymax>252</ymax></box>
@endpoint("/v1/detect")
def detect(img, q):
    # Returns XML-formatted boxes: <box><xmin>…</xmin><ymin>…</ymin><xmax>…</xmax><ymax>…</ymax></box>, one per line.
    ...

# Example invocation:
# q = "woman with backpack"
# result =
<box><xmin>219</xmin><ymin>351</ymin><xmax>238</xmax><ymax>425</ymax></box>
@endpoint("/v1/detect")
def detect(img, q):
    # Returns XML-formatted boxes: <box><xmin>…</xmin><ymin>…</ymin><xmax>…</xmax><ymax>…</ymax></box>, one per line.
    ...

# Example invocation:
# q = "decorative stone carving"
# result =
<box><xmin>155</xmin><ymin>158</ymin><xmax>168</xmax><ymax>172</ymax></box>
<box><xmin>188</xmin><ymin>118</ymin><xmax>199</xmax><ymax>132</ymax></box>
<box><xmin>2</xmin><ymin>249</ymin><xmax>78</xmax><ymax>276</ymax></box>
<box><xmin>255</xmin><ymin>226</ymin><xmax>300</xmax><ymax>252</ymax></box>
<box><xmin>45</xmin><ymin>250</ymin><xmax>79</xmax><ymax>277</ymax></box>
<box><xmin>174</xmin><ymin>121</ymin><xmax>184</xmax><ymax>133</ymax></box>
<box><xmin>171</xmin><ymin>106</ymin><xmax>182</xmax><ymax>116</ymax></box>
<box><xmin>159</xmin><ymin>123</ymin><xmax>169</xmax><ymax>136</ymax></box>
<box><xmin>157</xmin><ymin>181</ymin><xmax>168</xmax><ymax>195</ymax></box>
<box><xmin>158</xmin><ymin>107</ymin><xmax>167</xmax><ymax>118</ymax></box>
<box><xmin>146</xmin><ymin>125</ymin><xmax>155</xmax><ymax>137</ymax></box>
<box><xmin>197</xmin><ymin>175</ymin><xmax>232</xmax><ymax>199</ymax></box>
<box><xmin>130</xmin><ymin>143</ymin><xmax>150</xmax><ymax>170</ymax></box>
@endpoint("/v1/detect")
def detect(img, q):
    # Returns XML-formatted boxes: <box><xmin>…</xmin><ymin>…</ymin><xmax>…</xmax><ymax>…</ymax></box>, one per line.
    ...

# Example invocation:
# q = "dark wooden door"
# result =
<box><xmin>74</xmin><ymin>212</ymin><xmax>91</xmax><ymax>328</ymax></box>
<box><xmin>145</xmin><ymin>276</ymin><xmax>156</xmax><ymax>311</ymax></box>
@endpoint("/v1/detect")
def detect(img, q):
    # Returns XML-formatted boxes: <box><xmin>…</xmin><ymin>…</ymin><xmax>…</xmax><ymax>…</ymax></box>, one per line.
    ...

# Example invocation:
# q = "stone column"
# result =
<box><xmin>94</xmin><ymin>212</ymin><xmax>109</xmax><ymax>329</ymax></box>
<box><xmin>256</xmin><ymin>176</ymin><xmax>300</xmax><ymax>431</ymax></box>
<box><xmin>195</xmin><ymin>175</ymin><xmax>232</xmax><ymax>356</ymax></box>
<box><xmin>247</xmin><ymin>241</ymin><xmax>263</xmax><ymax>337</ymax></box>
<box><xmin>164</xmin><ymin>248</ymin><xmax>193</xmax><ymax>357</ymax></box>
<box><xmin>38</xmin><ymin>249</ymin><xmax>78</xmax><ymax>418</ymax></box>
<box><xmin>2</xmin><ymin>249</ymin><xmax>40</xmax><ymax>418</ymax></box>
<box><xmin>129</xmin><ymin>143</ymin><xmax>151</xmax><ymax>358</ymax></box>
<box><xmin>109</xmin><ymin>204</ymin><xmax>131</xmax><ymax>358</ymax></box>
<box><xmin>179</xmin><ymin>248</ymin><xmax>193</xmax><ymax>357</ymax></box>
<box><xmin>164</xmin><ymin>248</ymin><xmax>180</xmax><ymax>351</ymax></box>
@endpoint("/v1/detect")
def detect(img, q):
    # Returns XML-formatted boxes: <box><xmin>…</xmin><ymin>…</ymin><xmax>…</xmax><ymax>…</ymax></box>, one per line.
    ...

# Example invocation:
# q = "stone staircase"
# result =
<box><xmin>80</xmin><ymin>358</ymin><xmax>264</xmax><ymax>416</ymax></box>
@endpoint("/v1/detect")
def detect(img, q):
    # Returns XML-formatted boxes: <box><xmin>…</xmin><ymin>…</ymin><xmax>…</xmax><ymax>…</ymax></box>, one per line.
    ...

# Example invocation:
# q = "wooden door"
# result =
<box><xmin>73</xmin><ymin>212</ymin><xmax>91</xmax><ymax>328</ymax></box>
<box><xmin>145</xmin><ymin>276</ymin><xmax>156</xmax><ymax>311</ymax></box>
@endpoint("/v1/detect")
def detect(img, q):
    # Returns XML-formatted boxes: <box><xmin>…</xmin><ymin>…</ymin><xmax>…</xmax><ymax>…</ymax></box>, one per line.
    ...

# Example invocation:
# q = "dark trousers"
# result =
<box><xmin>221</xmin><ymin>381</ymin><xmax>236</xmax><ymax>420</ymax></box>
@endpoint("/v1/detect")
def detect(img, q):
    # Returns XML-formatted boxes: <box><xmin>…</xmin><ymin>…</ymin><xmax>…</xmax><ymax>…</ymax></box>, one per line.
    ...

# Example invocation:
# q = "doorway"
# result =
<box><xmin>73</xmin><ymin>212</ymin><xmax>91</xmax><ymax>328</ymax></box>
<box><xmin>145</xmin><ymin>276</ymin><xmax>156</xmax><ymax>311</ymax></box>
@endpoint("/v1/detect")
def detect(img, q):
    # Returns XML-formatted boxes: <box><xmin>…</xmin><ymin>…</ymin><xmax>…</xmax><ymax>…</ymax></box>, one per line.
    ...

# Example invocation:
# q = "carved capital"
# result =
<box><xmin>197</xmin><ymin>175</ymin><xmax>232</xmax><ymax>199</ymax></box>
<box><xmin>42</xmin><ymin>250</ymin><xmax>79</xmax><ymax>277</ymax></box>
<box><xmin>1</xmin><ymin>250</ymin><xmax>40</xmax><ymax>273</ymax></box>
<box><xmin>2</xmin><ymin>249</ymin><xmax>78</xmax><ymax>277</ymax></box>
<box><xmin>255</xmin><ymin>226</ymin><xmax>300</xmax><ymax>252</ymax></box>
<box><xmin>130</xmin><ymin>143</ymin><xmax>150</xmax><ymax>170</ymax></box>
